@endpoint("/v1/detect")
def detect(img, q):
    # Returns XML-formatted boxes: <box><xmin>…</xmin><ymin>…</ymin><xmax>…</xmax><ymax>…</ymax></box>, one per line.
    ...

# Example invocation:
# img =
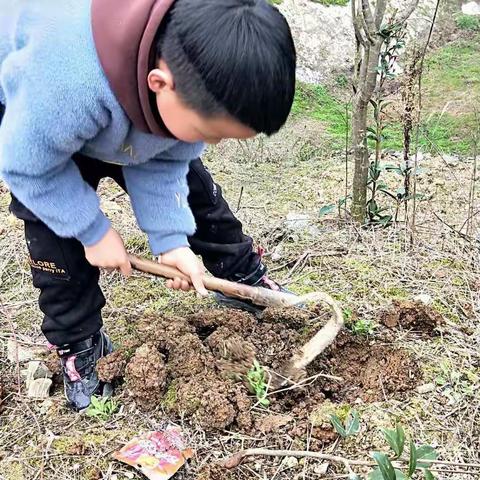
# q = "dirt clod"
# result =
<box><xmin>96</xmin><ymin>349</ymin><xmax>130</xmax><ymax>383</ymax></box>
<box><xmin>380</xmin><ymin>300</ymin><xmax>443</xmax><ymax>334</ymax></box>
<box><xmin>125</xmin><ymin>343</ymin><xmax>167</xmax><ymax>409</ymax></box>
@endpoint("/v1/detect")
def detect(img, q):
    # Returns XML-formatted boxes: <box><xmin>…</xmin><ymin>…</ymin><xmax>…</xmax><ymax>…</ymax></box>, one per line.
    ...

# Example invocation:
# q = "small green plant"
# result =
<box><xmin>368</xmin><ymin>425</ymin><xmax>438</xmax><ymax>480</ymax></box>
<box><xmin>350</xmin><ymin>318</ymin><xmax>376</xmax><ymax>336</ymax></box>
<box><xmin>86</xmin><ymin>396</ymin><xmax>118</xmax><ymax>421</ymax></box>
<box><xmin>455</xmin><ymin>13</ymin><xmax>480</xmax><ymax>31</ymax></box>
<box><xmin>330</xmin><ymin>409</ymin><xmax>360</xmax><ymax>438</ymax></box>
<box><xmin>247</xmin><ymin>360</ymin><xmax>270</xmax><ymax>407</ymax></box>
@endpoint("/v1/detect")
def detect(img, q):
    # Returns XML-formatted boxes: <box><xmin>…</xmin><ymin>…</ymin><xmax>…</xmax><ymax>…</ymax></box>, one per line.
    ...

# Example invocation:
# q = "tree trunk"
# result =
<box><xmin>351</xmin><ymin>97</ymin><xmax>369</xmax><ymax>222</ymax></box>
<box><xmin>351</xmin><ymin>40</ymin><xmax>382</xmax><ymax>223</ymax></box>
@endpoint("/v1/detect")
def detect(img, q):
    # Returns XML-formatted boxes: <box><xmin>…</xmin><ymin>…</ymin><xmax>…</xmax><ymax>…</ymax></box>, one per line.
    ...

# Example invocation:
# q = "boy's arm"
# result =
<box><xmin>0</xmin><ymin>89</ymin><xmax>111</xmax><ymax>247</ymax></box>
<box><xmin>122</xmin><ymin>156</ymin><xmax>197</xmax><ymax>255</ymax></box>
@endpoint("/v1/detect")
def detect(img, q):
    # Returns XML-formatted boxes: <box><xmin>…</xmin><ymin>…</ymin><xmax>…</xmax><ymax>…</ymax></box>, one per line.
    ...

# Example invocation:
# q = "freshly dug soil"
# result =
<box><xmin>380</xmin><ymin>300</ymin><xmax>443</xmax><ymax>334</ymax></box>
<box><xmin>100</xmin><ymin>306</ymin><xmax>422</xmax><ymax>433</ymax></box>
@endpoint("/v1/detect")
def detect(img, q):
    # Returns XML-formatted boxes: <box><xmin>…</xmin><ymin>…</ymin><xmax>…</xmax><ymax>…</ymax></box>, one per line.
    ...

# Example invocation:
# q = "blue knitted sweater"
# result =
<box><xmin>0</xmin><ymin>0</ymin><xmax>204</xmax><ymax>254</ymax></box>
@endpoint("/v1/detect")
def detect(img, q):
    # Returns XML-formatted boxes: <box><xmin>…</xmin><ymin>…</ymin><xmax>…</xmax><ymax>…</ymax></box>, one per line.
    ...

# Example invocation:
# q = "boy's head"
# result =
<box><xmin>147</xmin><ymin>0</ymin><xmax>296</xmax><ymax>144</ymax></box>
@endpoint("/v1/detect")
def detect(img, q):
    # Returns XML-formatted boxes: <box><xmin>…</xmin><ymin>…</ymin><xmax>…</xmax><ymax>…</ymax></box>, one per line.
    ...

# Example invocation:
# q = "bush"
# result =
<box><xmin>455</xmin><ymin>13</ymin><xmax>480</xmax><ymax>31</ymax></box>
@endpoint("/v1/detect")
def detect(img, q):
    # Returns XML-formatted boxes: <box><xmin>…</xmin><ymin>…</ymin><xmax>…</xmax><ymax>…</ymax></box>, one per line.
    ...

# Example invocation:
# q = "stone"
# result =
<box><xmin>414</xmin><ymin>294</ymin><xmax>433</xmax><ymax>305</ymax></box>
<box><xmin>314</xmin><ymin>463</ymin><xmax>329</xmax><ymax>474</ymax></box>
<box><xmin>462</xmin><ymin>1</ymin><xmax>480</xmax><ymax>15</ymax></box>
<box><xmin>416</xmin><ymin>383</ymin><xmax>436</xmax><ymax>394</ymax></box>
<box><xmin>27</xmin><ymin>378</ymin><xmax>52</xmax><ymax>399</ymax></box>
<box><xmin>26</xmin><ymin>361</ymin><xmax>53</xmax><ymax>386</ymax></box>
<box><xmin>283</xmin><ymin>456</ymin><xmax>299</xmax><ymax>469</ymax></box>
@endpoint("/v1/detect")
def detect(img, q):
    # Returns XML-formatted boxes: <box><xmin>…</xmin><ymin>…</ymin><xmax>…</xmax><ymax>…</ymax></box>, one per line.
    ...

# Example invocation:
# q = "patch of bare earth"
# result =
<box><xmin>96</xmin><ymin>307</ymin><xmax>422</xmax><ymax>436</ymax></box>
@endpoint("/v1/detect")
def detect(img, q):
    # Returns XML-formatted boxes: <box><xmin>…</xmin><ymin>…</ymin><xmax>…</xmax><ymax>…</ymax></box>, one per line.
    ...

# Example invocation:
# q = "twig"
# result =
<box><xmin>224</xmin><ymin>449</ymin><xmax>480</xmax><ymax>474</ymax></box>
<box><xmin>223</xmin><ymin>448</ymin><xmax>373</xmax><ymax>470</ymax></box>
<box><xmin>1</xmin><ymin>306</ymin><xmax>21</xmax><ymax>394</ymax></box>
<box><xmin>432</xmin><ymin>211</ymin><xmax>477</xmax><ymax>243</ymax></box>
<box><xmin>412</xmin><ymin>0</ymin><xmax>440</xmax><ymax>237</ymax></box>
<box><xmin>236</xmin><ymin>186</ymin><xmax>244</xmax><ymax>213</ymax></box>
<box><xmin>266</xmin><ymin>372</ymin><xmax>343</xmax><ymax>398</ymax></box>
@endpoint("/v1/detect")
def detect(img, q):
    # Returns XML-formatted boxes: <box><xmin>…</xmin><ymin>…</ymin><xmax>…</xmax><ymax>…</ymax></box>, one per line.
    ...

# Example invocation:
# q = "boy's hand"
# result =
<box><xmin>84</xmin><ymin>227</ymin><xmax>132</xmax><ymax>276</ymax></box>
<box><xmin>160</xmin><ymin>247</ymin><xmax>208</xmax><ymax>296</ymax></box>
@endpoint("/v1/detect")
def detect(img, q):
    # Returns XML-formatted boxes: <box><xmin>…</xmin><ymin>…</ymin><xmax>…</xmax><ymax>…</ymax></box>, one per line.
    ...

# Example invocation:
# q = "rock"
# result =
<box><xmin>278</xmin><ymin>0</ymin><xmax>354</xmax><ymax>84</ymax></box>
<box><xmin>416</xmin><ymin>383</ymin><xmax>436</xmax><ymax>394</ymax></box>
<box><xmin>7</xmin><ymin>339</ymin><xmax>46</xmax><ymax>363</ymax></box>
<box><xmin>462</xmin><ymin>1</ymin><xmax>480</xmax><ymax>15</ymax></box>
<box><xmin>271</xmin><ymin>245</ymin><xmax>283</xmax><ymax>262</ymax></box>
<box><xmin>25</xmin><ymin>362</ymin><xmax>53</xmax><ymax>399</ymax></box>
<box><xmin>314</xmin><ymin>463</ymin><xmax>330</xmax><ymax>475</ymax></box>
<box><xmin>283</xmin><ymin>456</ymin><xmax>299</xmax><ymax>469</ymax></box>
<box><xmin>414</xmin><ymin>294</ymin><xmax>433</xmax><ymax>305</ymax></box>
<box><xmin>285</xmin><ymin>212</ymin><xmax>319</xmax><ymax>236</ymax></box>
<box><xmin>27</xmin><ymin>378</ymin><xmax>52</xmax><ymax>399</ymax></box>
<box><xmin>38</xmin><ymin>399</ymin><xmax>54</xmax><ymax>415</ymax></box>
<box><xmin>26</xmin><ymin>361</ymin><xmax>53</xmax><ymax>385</ymax></box>
<box><xmin>442</xmin><ymin>154</ymin><xmax>460</xmax><ymax>167</ymax></box>
<box><xmin>285</xmin><ymin>212</ymin><xmax>311</xmax><ymax>231</ymax></box>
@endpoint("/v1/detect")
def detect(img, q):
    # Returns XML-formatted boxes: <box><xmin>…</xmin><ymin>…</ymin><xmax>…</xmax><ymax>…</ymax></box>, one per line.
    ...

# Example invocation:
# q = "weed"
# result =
<box><xmin>368</xmin><ymin>425</ymin><xmax>438</xmax><ymax>479</ymax></box>
<box><xmin>455</xmin><ymin>13</ymin><xmax>480</xmax><ymax>31</ymax></box>
<box><xmin>330</xmin><ymin>409</ymin><xmax>361</xmax><ymax>438</ymax></box>
<box><xmin>246</xmin><ymin>360</ymin><xmax>270</xmax><ymax>407</ymax></box>
<box><xmin>350</xmin><ymin>319</ymin><xmax>376</xmax><ymax>336</ymax></box>
<box><xmin>85</xmin><ymin>396</ymin><xmax>118</xmax><ymax>422</ymax></box>
<box><xmin>311</xmin><ymin>0</ymin><xmax>349</xmax><ymax>6</ymax></box>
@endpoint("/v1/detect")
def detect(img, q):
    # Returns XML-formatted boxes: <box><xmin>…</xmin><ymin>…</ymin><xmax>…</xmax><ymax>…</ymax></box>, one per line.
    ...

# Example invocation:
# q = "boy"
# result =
<box><xmin>0</xmin><ymin>0</ymin><xmax>296</xmax><ymax>410</ymax></box>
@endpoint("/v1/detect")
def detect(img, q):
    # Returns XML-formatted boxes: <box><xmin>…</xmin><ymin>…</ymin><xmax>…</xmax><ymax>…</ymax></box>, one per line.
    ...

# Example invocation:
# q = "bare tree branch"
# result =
<box><xmin>396</xmin><ymin>0</ymin><xmax>420</xmax><ymax>25</ymax></box>
<box><xmin>361</xmin><ymin>0</ymin><xmax>376</xmax><ymax>34</ymax></box>
<box><xmin>352</xmin><ymin>0</ymin><xmax>369</xmax><ymax>46</ymax></box>
<box><xmin>374</xmin><ymin>0</ymin><xmax>387</xmax><ymax>29</ymax></box>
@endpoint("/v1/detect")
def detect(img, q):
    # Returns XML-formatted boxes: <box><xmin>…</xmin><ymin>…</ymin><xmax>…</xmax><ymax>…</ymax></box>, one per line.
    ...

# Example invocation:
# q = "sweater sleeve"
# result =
<box><xmin>122</xmin><ymin>158</ymin><xmax>195</xmax><ymax>255</ymax></box>
<box><xmin>122</xmin><ymin>141</ymin><xmax>205</xmax><ymax>255</ymax></box>
<box><xmin>0</xmin><ymin>49</ymin><xmax>111</xmax><ymax>246</ymax></box>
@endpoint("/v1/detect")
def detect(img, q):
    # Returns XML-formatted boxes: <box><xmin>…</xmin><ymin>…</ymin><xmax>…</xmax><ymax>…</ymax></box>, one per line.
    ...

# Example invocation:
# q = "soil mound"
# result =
<box><xmin>380</xmin><ymin>300</ymin><xmax>443</xmax><ymax>334</ymax></box>
<box><xmin>97</xmin><ymin>307</ymin><xmax>422</xmax><ymax>433</ymax></box>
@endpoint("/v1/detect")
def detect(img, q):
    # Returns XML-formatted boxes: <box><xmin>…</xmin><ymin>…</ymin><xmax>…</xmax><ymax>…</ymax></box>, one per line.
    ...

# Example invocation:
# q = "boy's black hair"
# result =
<box><xmin>156</xmin><ymin>0</ymin><xmax>296</xmax><ymax>135</ymax></box>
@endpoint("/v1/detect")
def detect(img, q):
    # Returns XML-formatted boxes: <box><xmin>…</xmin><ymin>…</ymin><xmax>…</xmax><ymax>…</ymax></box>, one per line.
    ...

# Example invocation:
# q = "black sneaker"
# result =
<box><xmin>57</xmin><ymin>330</ymin><xmax>113</xmax><ymax>411</ymax></box>
<box><xmin>215</xmin><ymin>262</ymin><xmax>296</xmax><ymax>313</ymax></box>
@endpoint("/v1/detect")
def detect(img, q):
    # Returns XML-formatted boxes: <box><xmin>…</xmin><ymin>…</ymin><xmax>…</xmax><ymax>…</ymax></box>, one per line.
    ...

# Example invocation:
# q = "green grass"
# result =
<box><xmin>311</xmin><ymin>0</ymin><xmax>349</xmax><ymax>5</ymax></box>
<box><xmin>292</xmin><ymin>35</ymin><xmax>480</xmax><ymax>155</ymax></box>
<box><xmin>455</xmin><ymin>13</ymin><xmax>480</xmax><ymax>31</ymax></box>
<box><xmin>292</xmin><ymin>82</ymin><xmax>348</xmax><ymax>148</ymax></box>
<box><xmin>423</xmin><ymin>36</ymin><xmax>480</xmax><ymax>110</ymax></box>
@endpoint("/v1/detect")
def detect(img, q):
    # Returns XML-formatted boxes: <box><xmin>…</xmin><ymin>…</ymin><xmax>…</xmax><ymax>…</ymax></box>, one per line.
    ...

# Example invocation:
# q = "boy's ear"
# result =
<box><xmin>147</xmin><ymin>61</ymin><xmax>174</xmax><ymax>93</ymax></box>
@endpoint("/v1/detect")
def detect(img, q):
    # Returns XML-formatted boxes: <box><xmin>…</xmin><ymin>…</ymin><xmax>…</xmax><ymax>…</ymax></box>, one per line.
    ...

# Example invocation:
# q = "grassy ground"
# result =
<box><xmin>293</xmin><ymin>33</ymin><xmax>480</xmax><ymax>155</ymax></box>
<box><xmin>1</xmin><ymin>30</ymin><xmax>480</xmax><ymax>480</ymax></box>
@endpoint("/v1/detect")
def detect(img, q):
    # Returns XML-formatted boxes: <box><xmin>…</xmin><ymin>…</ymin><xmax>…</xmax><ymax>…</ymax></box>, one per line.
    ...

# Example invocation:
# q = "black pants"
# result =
<box><xmin>1</xmin><ymin>104</ymin><xmax>259</xmax><ymax>345</ymax></box>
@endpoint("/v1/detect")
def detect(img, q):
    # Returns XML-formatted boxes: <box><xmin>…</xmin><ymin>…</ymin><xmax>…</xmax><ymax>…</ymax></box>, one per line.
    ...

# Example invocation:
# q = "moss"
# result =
<box><xmin>110</xmin><ymin>276</ymin><xmax>159</xmax><ymax>309</ymax></box>
<box><xmin>0</xmin><ymin>462</ymin><xmax>25</xmax><ymax>480</ymax></box>
<box><xmin>379</xmin><ymin>286</ymin><xmax>409</xmax><ymax>300</ymax></box>
<box><xmin>310</xmin><ymin>400</ymin><xmax>351</xmax><ymax>426</ymax></box>
<box><xmin>432</xmin><ymin>300</ymin><xmax>460</xmax><ymax>323</ymax></box>
<box><xmin>162</xmin><ymin>382</ymin><xmax>178</xmax><ymax>410</ymax></box>
<box><xmin>124</xmin><ymin>233</ymin><xmax>150</xmax><ymax>255</ymax></box>
<box><xmin>52</xmin><ymin>433</ymin><xmax>110</xmax><ymax>455</ymax></box>
<box><xmin>344</xmin><ymin>259</ymin><xmax>374</xmax><ymax>277</ymax></box>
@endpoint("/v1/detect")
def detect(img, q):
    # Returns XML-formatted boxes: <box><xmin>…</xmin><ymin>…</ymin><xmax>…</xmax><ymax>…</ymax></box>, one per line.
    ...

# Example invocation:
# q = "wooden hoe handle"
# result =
<box><xmin>128</xmin><ymin>254</ymin><xmax>299</xmax><ymax>308</ymax></box>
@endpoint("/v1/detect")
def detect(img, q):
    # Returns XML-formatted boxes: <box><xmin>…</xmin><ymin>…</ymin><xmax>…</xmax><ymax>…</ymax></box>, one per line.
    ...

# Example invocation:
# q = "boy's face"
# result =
<box><xmin>148</xmin><ymin>60</ymin><xmax>256</xmax><ymax>144</ymax></box>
